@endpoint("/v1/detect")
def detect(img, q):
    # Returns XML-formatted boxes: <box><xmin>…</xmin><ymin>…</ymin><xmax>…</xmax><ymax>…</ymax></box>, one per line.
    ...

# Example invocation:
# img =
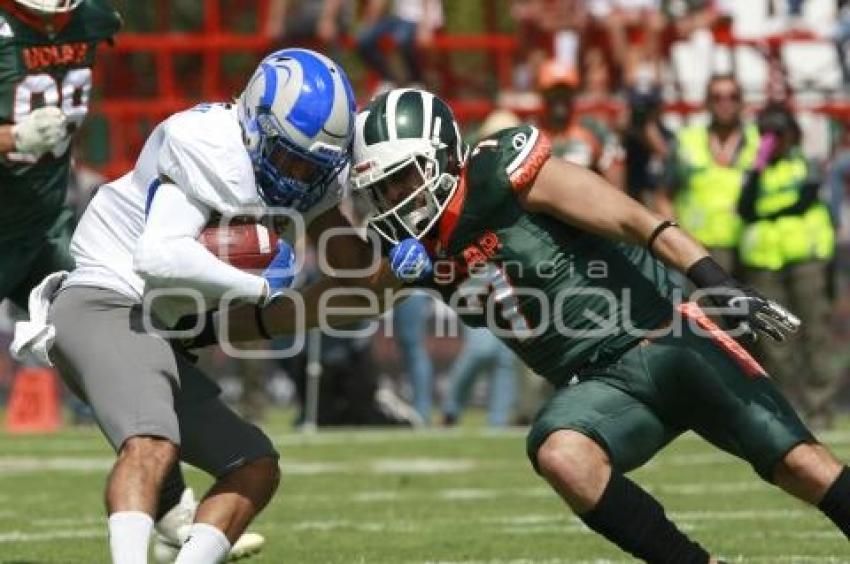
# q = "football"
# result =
<box><xmin>198</xmin><ymin>220</ymin><xmax>279</xmax><ymax>271</ymax></box>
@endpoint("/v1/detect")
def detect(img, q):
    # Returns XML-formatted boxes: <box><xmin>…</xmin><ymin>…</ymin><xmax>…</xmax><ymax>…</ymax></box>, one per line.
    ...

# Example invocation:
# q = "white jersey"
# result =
<box><xmin>66</xmin><ymin>102</ymin><xmax>343</xmax><ymax>322</ymax></box>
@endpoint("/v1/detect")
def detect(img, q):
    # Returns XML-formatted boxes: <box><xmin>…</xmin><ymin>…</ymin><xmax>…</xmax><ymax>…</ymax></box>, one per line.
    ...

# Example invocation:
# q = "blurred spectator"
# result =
<box><xmin>588</xmin><ymin>0</ymin><xmax>667</xmax><ymax>87</ymax></box>
<box><xmin>835</xmin><ymin>0</ymin><xmax>850</xmax><ymax>90</ymax></box>
<box><xmin>473</xmin><ymin>108</ymin><xmax>522</xmax><ymax>143</ymax></box>
<box><xmin>788</xmin><ymin>0</ymin><xmax>805</xmax><ymax>18</ymax></box>
<box><xmin>507</xmin><ymin>0</ymin><xmax>549</xmax><ymax>92</ymax></box>
<box><xmin>392</xmin><ymin>292</ymin><xmax>435</xmax><ymax>423</ymax></box>
<box><xmin>536</xmin><ymin>59</ymin><xmax>625</xmax><ymax>189</ymax></box>
<box><xmin>264</xmin><ymin>0</ymin><xmax>352</xmax><ymax>53</ymax></box>
<box><xmin>827</xmin><ymin>121</ymin><xmax>850</xmax><ymax>231</ymax></box>
<box><xmin>441</xmin><ymin>327</ymin><xmax>517</xmax><ymax>427</ymax></box>
<box><xmin>664</xmin><ymin>0</ymin><xmax>729</xmax><ymax>38</ymax></box>
<box><xmin>737</xmin><ymin>103</ymin><xmax>838</xmax><ymax>428</ymax></box>
<box><xmin>281</xmin><ymin>323</ymin><xmax>421</xmax><ymax>427</ymax></box>
<box><xmin>622</xmin><ymin>83</ymin><xmax>676</xmax><ymax>205</ymax></box>
<box><xmin>273</xmin><ymin>238</ymin><xmax>421</xmax><ymax>428</ymax></box>
<box><xmin>356</xmin><ymin>0</ymin><xmax>444</xmax><ymax>90</ymax></box>
<box><xmin>662</xmin><ymin>74</ymin><xmax>760</xmax><ymax>273</ymax></box>
<box><xmin>512</xmin><ymin>367</ymin><xmax>554</xmax><ymax>426</ymax></box>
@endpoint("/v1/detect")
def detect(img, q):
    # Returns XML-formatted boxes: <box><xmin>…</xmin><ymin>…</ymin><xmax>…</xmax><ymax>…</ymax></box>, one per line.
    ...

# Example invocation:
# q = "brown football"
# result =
<box><xmin>198</xmin><ymin>221</ymin><xmax>279</xmax><ymax>271</ymax></box>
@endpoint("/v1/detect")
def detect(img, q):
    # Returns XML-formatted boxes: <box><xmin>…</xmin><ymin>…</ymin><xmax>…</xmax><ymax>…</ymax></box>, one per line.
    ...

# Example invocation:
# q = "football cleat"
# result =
<box><xmin>151</xmin><ymin>488</ymin><xmax>266</xmax><ymax>563</ymax></box>
<box><xmin>228</xmin><ymin>532</ymin><xmax>265</xmax><ymax>560</ymax></box>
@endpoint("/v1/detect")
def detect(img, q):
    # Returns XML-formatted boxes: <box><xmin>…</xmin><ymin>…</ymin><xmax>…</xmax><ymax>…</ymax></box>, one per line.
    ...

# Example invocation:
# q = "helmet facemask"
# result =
<box><xmin>253</xmin><ymin>108</ymin><xmax>348</xmax><ymax>212</ymax></box>
<box><xmin>353</xmin><ymin>150</ymin><xmax>459</xmax><ymax>245</ymax></box>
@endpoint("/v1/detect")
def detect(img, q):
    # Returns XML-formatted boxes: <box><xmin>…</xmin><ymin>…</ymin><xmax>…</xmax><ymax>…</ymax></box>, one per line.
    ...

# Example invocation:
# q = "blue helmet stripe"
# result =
<box><xmin>282</xmin><ymin>50</ymin><xmax>335</xmax><ymax>138</ymax></box>
<box><xmin>260</xmin><ymin>62</ymin><xmax>278</xmax><ymax>109</ymax></box>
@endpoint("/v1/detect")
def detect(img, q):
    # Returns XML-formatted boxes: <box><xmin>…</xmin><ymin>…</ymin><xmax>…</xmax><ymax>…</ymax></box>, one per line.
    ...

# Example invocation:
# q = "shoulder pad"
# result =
<box><xmin>157</xmin><ymin>105</ymin><xmax>262</xmax><ymax>216</ymax></box>
<box><xmin>479</xmin><ymin>125</ymin><xmax>552</xmax><ymax>192</ymax></box>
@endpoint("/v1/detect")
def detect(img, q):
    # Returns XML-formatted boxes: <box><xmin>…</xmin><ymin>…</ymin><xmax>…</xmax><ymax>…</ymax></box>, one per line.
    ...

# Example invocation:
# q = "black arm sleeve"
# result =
<box><xmin>765</xmin><ymin>179</ymin><xmax>819</xmax><ymax>220</ymax></box>
<box><xmin>737</xmin><ymin>169</ymin><xmax>761</xmax><ymax>223</ymax></box>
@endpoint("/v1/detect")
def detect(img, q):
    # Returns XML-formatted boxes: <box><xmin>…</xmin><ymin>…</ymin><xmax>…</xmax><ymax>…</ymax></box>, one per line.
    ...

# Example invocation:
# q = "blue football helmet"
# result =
<box><xmin>237</xmin><ymin>49</ymin><xmax>356</xmax><ymax>212</ymax></box>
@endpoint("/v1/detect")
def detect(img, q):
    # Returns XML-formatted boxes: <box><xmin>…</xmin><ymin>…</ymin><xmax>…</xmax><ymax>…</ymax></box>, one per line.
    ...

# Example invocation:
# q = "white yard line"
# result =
<box><xmin>648</xmin><ymin>481</ymin><xmax>770</xmax><ymax>495</ymax></box>
<box><xmin>273</xmin><ymin>428</ymin><xmax>526</xmax><ymax>446</ymax></box>
<box><xmin>0</xmin><ymin>456</ymin><xmax>112</xmax><ymax>473</ymax></box>
<box><xmin>371</xmin><ymin>458</ymin><xmax>478</xmax><ymax>474</ymax></box>
<box><xmin>671</xmin><ymin>508</ymin><xmax>812</xmax><ymax>520</ymax></box>
<box><xmin>0</xmin><ymin>528</ymin><xmax>103</xmax><ymax>543</ymax></box>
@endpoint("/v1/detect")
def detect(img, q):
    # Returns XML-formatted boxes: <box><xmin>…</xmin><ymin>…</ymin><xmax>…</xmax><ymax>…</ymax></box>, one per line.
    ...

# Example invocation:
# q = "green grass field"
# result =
<box><xmin>0</xmin><ymin>413</ymin><xmax>848</xmax><ymax>563</ymax></box>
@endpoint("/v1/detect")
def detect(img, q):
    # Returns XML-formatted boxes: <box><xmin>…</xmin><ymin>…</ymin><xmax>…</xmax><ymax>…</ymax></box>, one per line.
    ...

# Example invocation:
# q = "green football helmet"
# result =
<box><xmin>351</xmin><ymin>88</ymin><xmax>468</xmax><ymax>244</ymax></box>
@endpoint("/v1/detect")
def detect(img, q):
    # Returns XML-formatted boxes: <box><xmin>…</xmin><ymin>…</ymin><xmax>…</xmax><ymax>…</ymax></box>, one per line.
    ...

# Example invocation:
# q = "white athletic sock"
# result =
<box><xmin>174</xmin><ymin>523</ymin><xmax>231</xmax><ymax>564</ymax></box>
<box><xmin>108</xmin><ymin>511</ymin><xmax>154</xmax><ymax>564</ymax></box>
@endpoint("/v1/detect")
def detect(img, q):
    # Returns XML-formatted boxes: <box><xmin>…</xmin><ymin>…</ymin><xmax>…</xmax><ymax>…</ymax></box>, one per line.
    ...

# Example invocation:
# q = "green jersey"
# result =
<box><xmin>424</xmin><ymin>125</ymin><xmax>677</xmax><ymax>386</ymax></box>
<box><xmin>0</xmin><ymin>0</ymin><xmax>120</xmax><ymax>243</ymax></box>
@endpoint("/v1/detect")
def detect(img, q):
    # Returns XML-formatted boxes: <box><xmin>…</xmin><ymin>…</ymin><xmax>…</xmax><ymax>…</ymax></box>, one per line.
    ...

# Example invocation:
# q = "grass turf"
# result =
<box><xmin>0</xmin><ymin>411</ymin><xmax>847</xmax><ymax>563</ymax></box>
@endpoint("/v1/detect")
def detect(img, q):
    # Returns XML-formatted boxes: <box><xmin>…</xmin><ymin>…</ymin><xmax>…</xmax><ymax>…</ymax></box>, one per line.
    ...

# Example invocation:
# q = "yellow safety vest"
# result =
<box><xmin>738</xmin><ymin>154</ymin><xmax>835</xmax><ymax>270</ymax></box>
<box><xmin>673</xmin><ymin>124</ymin><xmax>759</xmax><ymax>248</ymax></box>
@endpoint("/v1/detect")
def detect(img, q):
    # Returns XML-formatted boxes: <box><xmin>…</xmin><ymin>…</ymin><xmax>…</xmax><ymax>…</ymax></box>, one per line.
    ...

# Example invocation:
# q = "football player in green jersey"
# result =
<box><xmin>204</xmin><ymin>88</ymin><xmax>850</xmax><ymax>562</ymax></box>
<box><xmin>0</xmin><ymin>0</ymin><xmax>119</xmax><ymax>307</ymax></box>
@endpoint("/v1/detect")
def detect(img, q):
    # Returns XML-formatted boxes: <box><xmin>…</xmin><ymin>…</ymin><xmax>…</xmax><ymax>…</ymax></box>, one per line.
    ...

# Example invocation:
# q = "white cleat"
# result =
<box><xmin>151</xmin><ymin>487</ymin><xmax>265</xmax><ymax>563</ymax></box>
<box><xmin>228</xmin><ymin>532</ymin><xmax>265</xmax><ymax>560</ymax></box>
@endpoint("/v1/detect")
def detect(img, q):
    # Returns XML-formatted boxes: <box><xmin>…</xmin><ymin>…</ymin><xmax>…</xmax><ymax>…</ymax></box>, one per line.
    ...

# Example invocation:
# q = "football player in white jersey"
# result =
<box><xmin>39</xmin><ymin>48</ymin><xmax>358</xmax><ymax>564</ymax></box>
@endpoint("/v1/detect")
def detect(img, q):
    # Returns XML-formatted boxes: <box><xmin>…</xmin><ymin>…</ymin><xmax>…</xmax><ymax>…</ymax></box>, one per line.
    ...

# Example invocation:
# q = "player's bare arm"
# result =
<box><xmin>516</xmin><ymin>157</ymin><xmax>709</xmax><ymax>273</ymax></box>
<box><xmin>517</xmin><ymin>155</ymin><xmax>798</xmax><ymax>340</ymax></box>
<box><xmin>218</xmin><ymin>206</ymin><xmax>402</xmax><ymax>343</ymax></box>
<box><xmin>0</xmin><ymin>124</ymin><xmax>14</xmax><ymax>153</ymax></box>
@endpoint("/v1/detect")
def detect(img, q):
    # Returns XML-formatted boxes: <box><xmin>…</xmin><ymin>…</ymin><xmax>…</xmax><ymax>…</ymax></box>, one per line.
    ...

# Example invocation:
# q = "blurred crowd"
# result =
<box><xmin>3</xmin><ymin>0</ymin><xmax>850</xmax><ymax>430</ymax></box>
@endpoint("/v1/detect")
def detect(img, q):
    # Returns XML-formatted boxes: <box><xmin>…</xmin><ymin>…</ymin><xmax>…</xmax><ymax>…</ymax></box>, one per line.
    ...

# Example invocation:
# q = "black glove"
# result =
<box><xmin>687</xmin><ymin>257</ymin><xmax>801</xmax><ymax>342</ymax></box>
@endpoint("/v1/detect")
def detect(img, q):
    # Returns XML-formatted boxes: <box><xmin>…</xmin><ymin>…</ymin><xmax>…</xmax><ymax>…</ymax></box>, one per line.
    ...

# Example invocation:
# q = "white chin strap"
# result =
<box><xmin>15</xmin><ymin>0</ymin><xmax>82</xmax><ymax>13</ymax></box>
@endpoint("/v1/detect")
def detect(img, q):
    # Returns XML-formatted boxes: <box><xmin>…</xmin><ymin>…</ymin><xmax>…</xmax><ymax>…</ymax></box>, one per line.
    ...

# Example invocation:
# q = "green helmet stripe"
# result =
<box><xmin>362</xmin><ymin>92</ymin><xmax>390</xmax><ymax>146</ymax></box>
<box><xmin>420</xmin><ymin>91</ymin><xmax>434</xmax><ymax>139</ymax></box>
<box><xmin>393</xmin><ymin>90</ymin><xmax>425</xmax><ymax>140</ymax></box>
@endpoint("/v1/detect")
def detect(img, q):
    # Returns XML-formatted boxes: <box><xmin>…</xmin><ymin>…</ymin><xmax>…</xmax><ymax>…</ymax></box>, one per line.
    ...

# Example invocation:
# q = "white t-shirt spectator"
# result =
<box><xmin>393</xmin><ymin>0</ymin><xmax>444</xmax><ymax>29</ymax></box>
<box><xmin>588</xmin><ymin>0</ymin><xmax>660</xmax><ymax>17</ymax></box>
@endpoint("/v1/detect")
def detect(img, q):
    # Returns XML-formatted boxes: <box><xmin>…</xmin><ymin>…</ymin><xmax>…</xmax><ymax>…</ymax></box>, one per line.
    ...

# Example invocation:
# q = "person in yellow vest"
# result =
<box><xmin>738</xmin><ymin>102</ymin><xmax>837</xmax><ymax>429</ymax></box>
<box><xmin>661</xmin><ymin>75</ymin><xmax>760</xmax><ymax>273</ymax></box>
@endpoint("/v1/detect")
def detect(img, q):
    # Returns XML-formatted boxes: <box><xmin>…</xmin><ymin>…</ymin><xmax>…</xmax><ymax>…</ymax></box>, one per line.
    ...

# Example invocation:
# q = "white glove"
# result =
<box><xmin>13</xmin><ymin>106</ymin><xmax>69</xmax><ymax>156</ymax></box>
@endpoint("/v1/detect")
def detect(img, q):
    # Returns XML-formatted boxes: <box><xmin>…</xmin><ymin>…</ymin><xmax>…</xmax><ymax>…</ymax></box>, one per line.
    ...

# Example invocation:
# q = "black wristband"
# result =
<box><xmin>255</xmin><ymin>303</ymin><xmax>272</xmax><ymax>340</ymax></box>
<box><xmin>686</xmin><ymin>256</ymin><xmax>732</xmax><ymax>289</ymax></box>
<box><xmin>646</xmin><ymin>220</ymin><xmax>679</xmax><ymax>257</ymax></box>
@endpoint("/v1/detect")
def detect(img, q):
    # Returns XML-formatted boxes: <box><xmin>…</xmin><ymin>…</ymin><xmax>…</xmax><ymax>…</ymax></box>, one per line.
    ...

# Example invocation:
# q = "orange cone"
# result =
<box><xmin>5</xmin><ymin>367</ymin><xmax>62</xmax><ymax>433</ymax></box>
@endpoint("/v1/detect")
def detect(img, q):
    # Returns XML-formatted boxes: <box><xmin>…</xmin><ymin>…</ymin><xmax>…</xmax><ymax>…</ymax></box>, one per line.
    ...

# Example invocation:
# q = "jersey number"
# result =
<box><xmin>457</xmin><ymin>263</ymin><xmax>532</xmax><ymax>341</ymax></box>
<box><xmin>8</xmin><ymin>69</ymin><xmax>92</xmax><ymax>163</ymax></box>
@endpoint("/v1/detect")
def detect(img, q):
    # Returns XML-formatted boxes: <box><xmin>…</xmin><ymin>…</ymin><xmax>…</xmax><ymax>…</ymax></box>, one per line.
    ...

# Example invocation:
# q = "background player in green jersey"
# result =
<box><xmin>204</xmin><ymin>87</ymin><xmax>850</xmax><ymax>562</ymax></box>
<box><xmin>0</xmin><ymin>0</ymin><xmax>119</xmax><ymax>308</ymax></box>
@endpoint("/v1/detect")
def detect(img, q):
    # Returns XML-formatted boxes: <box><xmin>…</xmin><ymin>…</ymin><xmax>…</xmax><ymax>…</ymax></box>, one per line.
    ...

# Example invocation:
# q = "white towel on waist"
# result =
<box><xmin>10</xmin><ymin>271</ymin><xmax>69</xmax><ymax>367</ymax></box>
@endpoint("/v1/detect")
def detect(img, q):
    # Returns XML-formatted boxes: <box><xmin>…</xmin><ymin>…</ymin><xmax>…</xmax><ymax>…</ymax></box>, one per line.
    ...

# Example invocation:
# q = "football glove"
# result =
<box><xmin>260</xmin><ymin>240</ymin><xmax>296</xmax><ymax>303</ymax></box>
<box><xmin>389</xmin><ymin>238</ymin><xmax>433</xmax><ymax>283</ymax></box>
<box><xmin>688</xmin><ymin>257</ymin><xmax>800</xmax><ymax>341</ymax></box>
<box><xmin>13</xmin><ymin>107</ymin><xmax>69</xmax><ymax>156</ymax></box>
